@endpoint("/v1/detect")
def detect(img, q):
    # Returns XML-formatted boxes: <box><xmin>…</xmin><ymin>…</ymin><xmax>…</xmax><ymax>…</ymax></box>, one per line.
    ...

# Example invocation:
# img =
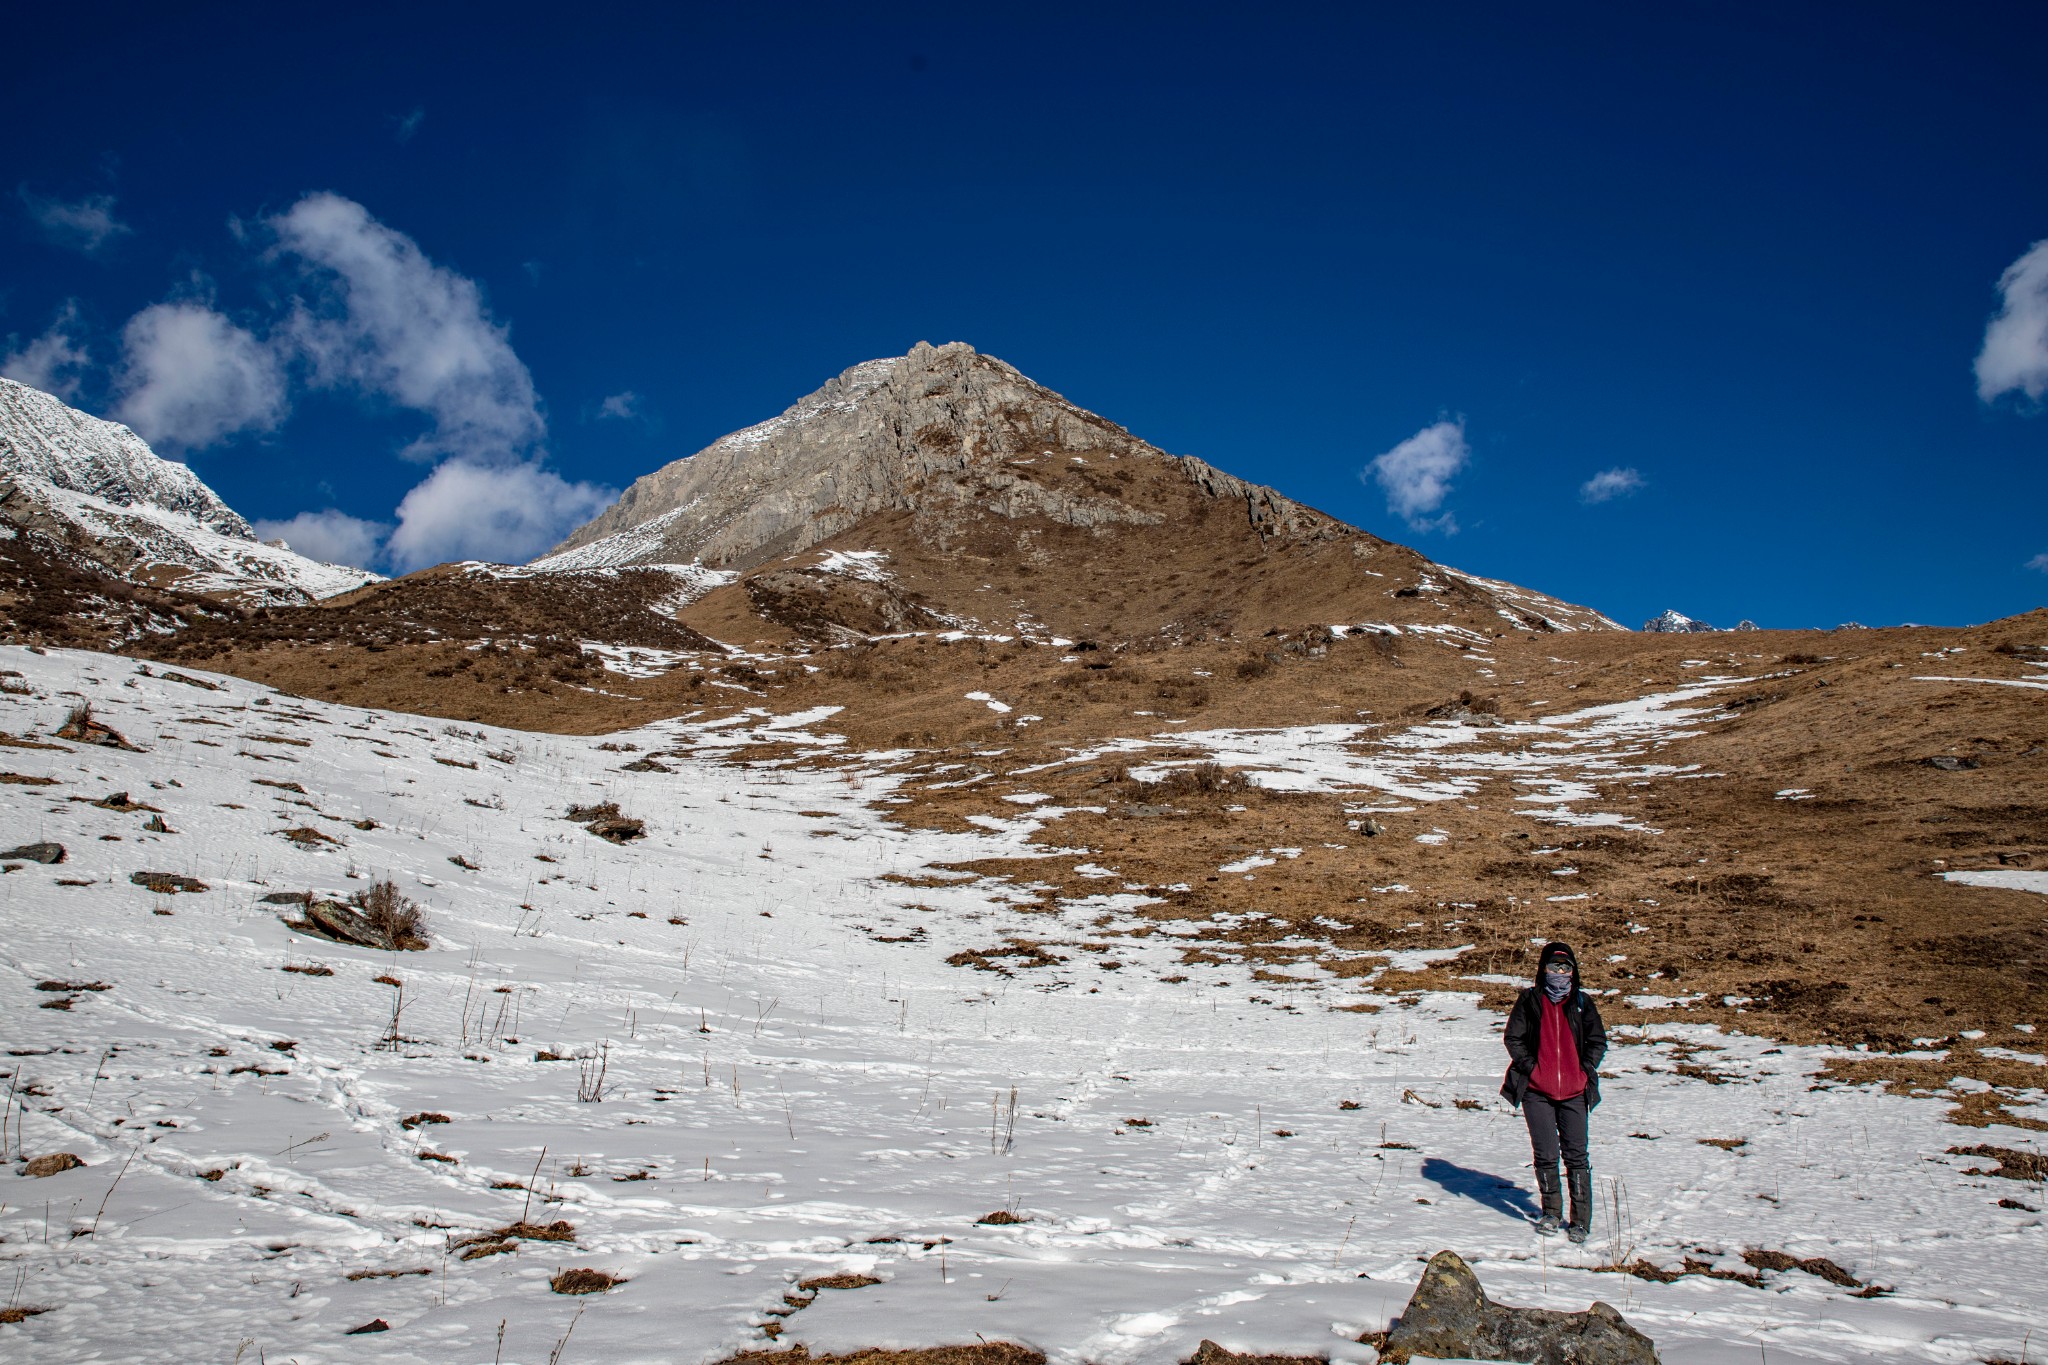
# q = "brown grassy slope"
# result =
<box><xmin>114</xmin><ymin>563</ymin><xmax>729</xmax><ymax>731</ymax></box>
<box><xmin>675</xmin><ymin>445</ymin><xmax>1606</xmax><ymax>652</ymax></box>
<box><xmin>783</xmin><ymin>618</ymin><xmax>2048</xmax><ymax>1121</ymax></box>
<box><xmin>0</xmin><ymin>523</ymin><xmax>236</xmax><ymax>648</ymax></box>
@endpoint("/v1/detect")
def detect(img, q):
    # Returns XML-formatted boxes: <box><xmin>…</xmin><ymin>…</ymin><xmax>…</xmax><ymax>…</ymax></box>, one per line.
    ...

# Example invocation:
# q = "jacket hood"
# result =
<box><xmin>1536</xmin><ymin>941</ymin><xmax>1581</xmax><ymax>994</ymax></box>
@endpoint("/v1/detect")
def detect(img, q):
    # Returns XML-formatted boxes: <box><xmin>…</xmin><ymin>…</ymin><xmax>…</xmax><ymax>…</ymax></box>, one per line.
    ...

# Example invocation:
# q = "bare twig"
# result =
<box><xmin>547</xmin><ymin>1304</ymin><xmax>586</xmax><ymax>1365</ymax></box>
<box><xmin>519</xmin><ymin>1145</ymin><xmax>548</xmax><ymax>1224</ymax></box>
<box><xmin>88</xmin><ymin>1147</ymin><xmax>138</xmax><ymax>1239</ymax></box>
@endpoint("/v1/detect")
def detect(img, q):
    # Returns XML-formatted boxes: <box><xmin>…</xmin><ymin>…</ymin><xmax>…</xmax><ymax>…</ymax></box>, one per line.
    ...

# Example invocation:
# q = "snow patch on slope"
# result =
<box><xmin>0</xmin><ymin>651</ymin><xmax>2038</xmax><ymax>1365</ymax></box>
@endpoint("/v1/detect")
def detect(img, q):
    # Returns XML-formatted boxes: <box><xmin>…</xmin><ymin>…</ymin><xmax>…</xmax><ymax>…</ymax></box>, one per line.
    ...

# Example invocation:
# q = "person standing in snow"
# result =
<box><xmin>1499</xmin><ymin>941</ymin><xmax>1608</xmax><ymax>1242</ymax></box>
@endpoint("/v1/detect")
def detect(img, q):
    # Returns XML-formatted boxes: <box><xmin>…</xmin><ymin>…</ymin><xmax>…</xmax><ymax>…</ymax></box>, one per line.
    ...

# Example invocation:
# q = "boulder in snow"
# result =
<box><xmin>1378</xmin><ymin>1249</ymin><xmax>1659</xmax><ymax>1364</ymax></box>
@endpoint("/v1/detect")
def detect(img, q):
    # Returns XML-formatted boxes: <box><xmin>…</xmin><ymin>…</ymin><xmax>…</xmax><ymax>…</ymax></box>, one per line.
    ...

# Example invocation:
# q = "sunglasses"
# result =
<box><xmin>1543</xmin><ymin>963</ymin><xmax>1574</xmax><ymax>974</ymax></box>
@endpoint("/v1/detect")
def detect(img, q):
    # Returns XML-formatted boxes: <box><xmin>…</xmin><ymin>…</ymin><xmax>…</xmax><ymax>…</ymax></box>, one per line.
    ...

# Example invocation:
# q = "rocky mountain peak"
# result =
<box><xmin>539</xmin><ymin>341</ymin><xmax>1341</xmax><ymax>573</ymax></box>
<box><xmin>537</xmin><ymin>342</ymin><xmax>1618</xmax><ymax>643</ymax></box>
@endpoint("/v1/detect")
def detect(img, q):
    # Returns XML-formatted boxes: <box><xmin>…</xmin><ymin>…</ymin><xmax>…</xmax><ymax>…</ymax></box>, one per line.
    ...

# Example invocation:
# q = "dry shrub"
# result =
<box><xmin>351</xmin><ymin>880</ymin><xmax>426</xmax><ymax>947</ymax></box>
<box><xmin>1235</xmin><ymin>655</ymin><xmax>1273</xmax><ymax>680</ymax></box>
<box><xmin>1152</xmin><ymin>762</ymin><xmax>1249</xmax><ymax>797</ymax></box>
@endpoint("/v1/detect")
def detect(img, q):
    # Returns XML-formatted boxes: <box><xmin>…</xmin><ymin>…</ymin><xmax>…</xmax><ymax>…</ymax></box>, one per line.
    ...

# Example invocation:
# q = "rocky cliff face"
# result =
<box><xmin>0</xmin><ymin>376</ymin><xmax>378</xmax><ymax>605</ymax></box>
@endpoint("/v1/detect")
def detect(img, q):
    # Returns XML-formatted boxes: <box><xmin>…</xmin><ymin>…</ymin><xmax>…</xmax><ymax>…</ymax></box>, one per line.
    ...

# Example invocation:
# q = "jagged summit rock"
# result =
<box><xmin>1641</xmin><ymin>608</ymin><xmax>1717</xmax><ymax>633</ymax></box>
<box><xmin>0</xmin><ymin>376</ymin><xmax>377</xmax><ymax>606</ymax></box>
<box><xmin>541</xmin><ymin>342</ymin><xmax>1619</xmax><ymax>643</ymax></box>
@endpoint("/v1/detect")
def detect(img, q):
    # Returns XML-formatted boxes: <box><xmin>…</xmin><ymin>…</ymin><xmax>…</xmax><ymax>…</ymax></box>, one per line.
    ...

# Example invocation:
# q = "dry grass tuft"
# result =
<box><xmin>344</xmin><ymin>1267</ymin><xmax>430</xmax><ymax>1281</ymax></box>
<box><xmin>798</xmin><ymin>1272</ymin><xmax>884</xmax><ymax>1291</ymax></box>
<box><xmin>1741</xmin><ymin>1248</ymin><xmax>1865</xmax><ymax>1287</ymax></box>
<box><xmin>1184</xmin><ymin>1341</ymin><xmax>1329</xmax><ymax>1365</ymax></box>
<box><xmin>1949</xmin><ymin>1143</ymin><xmax>2048</xmax><ymax>1182</ymax></box>
<box><xmin>550</xmin><ymin>1267</ymin><xmax>625</xmax><ymax>1295</ymax></box>
<box><xmin>711</xmin><ymin>1345</ymin><xmax>1045</xmax><ymax>1365</ymax></box>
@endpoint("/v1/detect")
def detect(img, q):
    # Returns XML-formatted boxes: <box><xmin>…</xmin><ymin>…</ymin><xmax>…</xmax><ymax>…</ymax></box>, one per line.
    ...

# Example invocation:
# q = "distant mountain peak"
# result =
<box><xmin>1642</xmin><ymin>608</ymin><xmax>1718</xmax><ymax>633</ymax></box>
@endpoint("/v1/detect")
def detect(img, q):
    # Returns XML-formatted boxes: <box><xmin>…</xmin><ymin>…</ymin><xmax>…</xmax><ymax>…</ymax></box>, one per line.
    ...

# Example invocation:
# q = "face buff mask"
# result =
<box><xmin>1543</xmin><ymin>962</ymin><xmax>1573</xmax><ymax>1002</ymax></box>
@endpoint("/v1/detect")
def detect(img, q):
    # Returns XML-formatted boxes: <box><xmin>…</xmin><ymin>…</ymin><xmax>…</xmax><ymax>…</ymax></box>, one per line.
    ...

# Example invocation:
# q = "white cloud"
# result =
<box><xmin>19</xmin><ymin>189</ymin><xmax>132</xmax><ymax>254</ymax></box>
<box><xmin>2028</xmin><ymin>552</ymin><xmax>2048</xmax><ymax>574</ymax></box>
<box><xmin>1365</xmin><ymin>419</ymin><xmax>1468</xmax><ymax>532</ymax></box>
<box><xmin>393</xmin><ymin>108</ymin><xmax>425</xmax><ymax>143</ymax></box>
<box><xmin>1579</xmin><ymin>466</ymin><xmax>1645</xmax><ymax>504</ymax></box>
<box><xmin>269</xmin><ymin>192</ymin><xmax>544</xmax><ymax>463</ymax></box>
<box><xmin>1976</xmin><ymin>238</ymin><xmax>2048</xmax><ymax>404</ymax></box>
<box><xmin>1</xmin><ymin>301</ymin><xmax>92</xmax><ymax>400</ymax></box>
<box><xmin>385</xmin><ymin>457</ymin><xmax>614</xmax><ymax>572</ymax></box>
<box><xmin>597</xmin><ymin>390</ymin><xmax>639</xmax><ymax>421</ymax></box>
<box><xmin>252</xmin><ymin>509</ymin><xmax>390</xmax><ymax>569</ymax></box>
<box><xmin>111</xmin><ymin>301</ymin><xmax>288</xmax><ymax>449</ymax></box>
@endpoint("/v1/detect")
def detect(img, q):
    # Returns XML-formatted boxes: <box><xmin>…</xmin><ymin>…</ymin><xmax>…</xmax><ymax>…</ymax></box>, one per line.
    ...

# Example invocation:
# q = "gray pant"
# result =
<box><xmin>1523</xmin><ymin>1088</ymin><xmax>1589</xmax><ymax>1172</ymax></box>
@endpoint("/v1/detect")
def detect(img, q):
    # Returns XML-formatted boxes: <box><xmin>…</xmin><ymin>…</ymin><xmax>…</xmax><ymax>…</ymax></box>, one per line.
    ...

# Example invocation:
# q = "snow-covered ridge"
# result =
<box><xmin>1442</xmin><ymin>568</ymin><xmax>1623</xmax><ymax>632</ymax></box>
<box><xmin>0</xmin><ymin>375</ymin><xmax>377</xmax><ymax>603</ymax></box>
<box><xmin>0</xmin><ymin>376</ymin><xmax>249</xmax><ymax>535</ymax></box>
<box><xmin>484</xmin><ymin>553</ymin><xmax>737</xmax><ymax>611</ymax></box>
<box><xmin>529</xmin><ymin>506</ymin><xmax>702</xmax><ymax>572</ymax></box>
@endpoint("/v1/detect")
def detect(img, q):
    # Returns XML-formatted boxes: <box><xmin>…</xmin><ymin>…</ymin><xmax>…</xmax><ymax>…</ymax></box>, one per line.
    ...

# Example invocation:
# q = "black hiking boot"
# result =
<box><xmin>1534</xmin><ymin>1165</ymin><xmax>1563</xmax><ymax>1237</ymax></box>
<box><xmin>1566</xmin><ymin>1166</ymin><xmax>1593</xmax><ymax>1244</ymax></box>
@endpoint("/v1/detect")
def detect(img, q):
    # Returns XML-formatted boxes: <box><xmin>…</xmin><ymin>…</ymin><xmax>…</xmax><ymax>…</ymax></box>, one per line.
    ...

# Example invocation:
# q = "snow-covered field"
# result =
<box><xmin>0</xmin><ymin>646</ymin><xmax>2042</xmax><ymax>1364</ymax></box>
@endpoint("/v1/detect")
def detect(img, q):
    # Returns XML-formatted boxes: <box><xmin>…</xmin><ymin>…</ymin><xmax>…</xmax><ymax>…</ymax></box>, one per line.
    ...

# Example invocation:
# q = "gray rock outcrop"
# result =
<box><xmin>1378</xmin><ymin>1250</ymin><xmax>1659</xmax><ymax>1364</ymax></box>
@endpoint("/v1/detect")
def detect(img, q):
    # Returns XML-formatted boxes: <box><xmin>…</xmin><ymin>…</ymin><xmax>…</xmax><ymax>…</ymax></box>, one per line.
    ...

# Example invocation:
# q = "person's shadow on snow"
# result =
<box><xmin>1420</xmin><ymin>1157</ymin><xmax>1538</xmax><ymax>1221</ymax></box>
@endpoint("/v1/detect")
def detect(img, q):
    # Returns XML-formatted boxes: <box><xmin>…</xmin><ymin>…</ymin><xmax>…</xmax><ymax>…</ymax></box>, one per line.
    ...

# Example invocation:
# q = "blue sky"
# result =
<box><xmin>4</xmin><ymin>4</ymin><xmax>2045</xmax><ymax>628</ymax></box>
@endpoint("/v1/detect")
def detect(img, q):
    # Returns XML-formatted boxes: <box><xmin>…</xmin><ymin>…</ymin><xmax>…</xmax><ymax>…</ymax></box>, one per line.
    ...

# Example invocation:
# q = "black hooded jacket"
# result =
<box><xmin>1500</xmin><ymin>941</ymin><xmax>1608</xmax><ymax>1109</ymax></box>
